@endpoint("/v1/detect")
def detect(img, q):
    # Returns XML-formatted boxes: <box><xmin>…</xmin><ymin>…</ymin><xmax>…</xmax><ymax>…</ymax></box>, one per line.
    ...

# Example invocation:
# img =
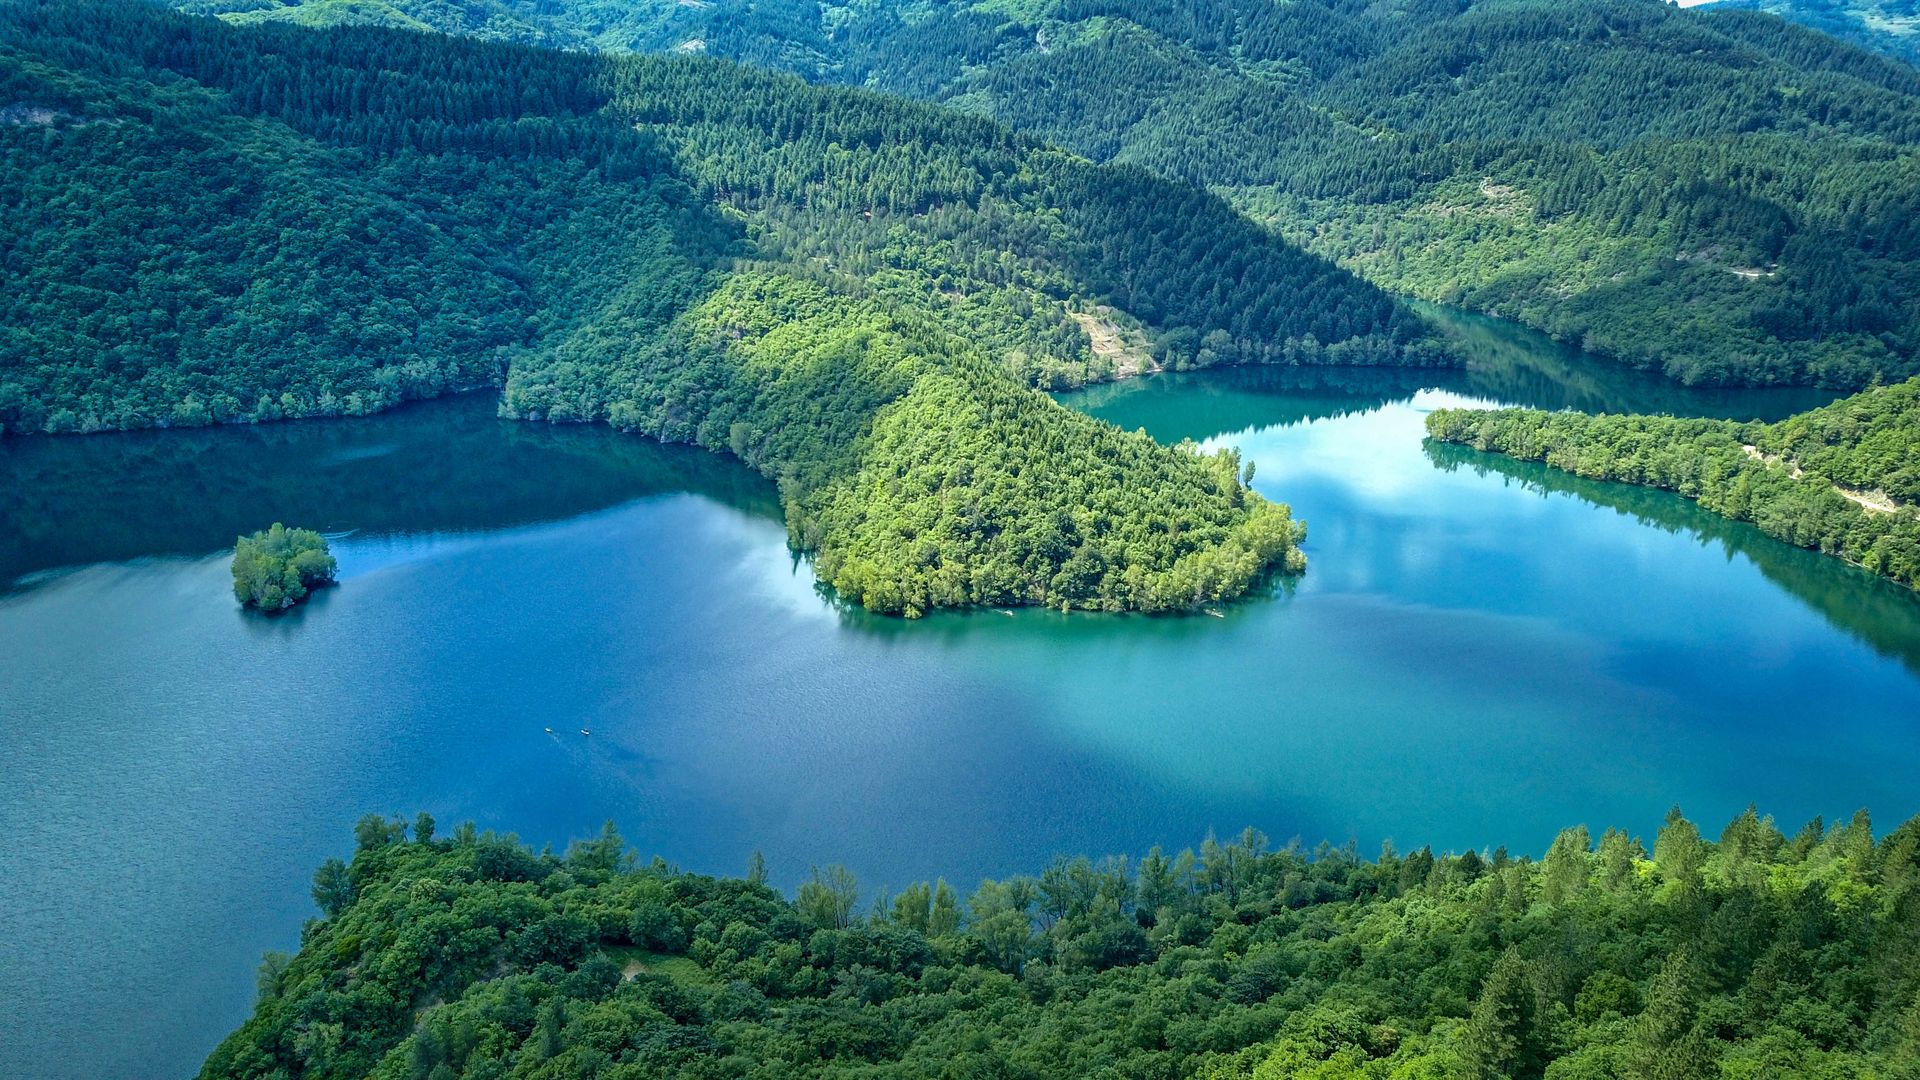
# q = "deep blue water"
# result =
<box><xmin>2</xmin><ymin>336</ymin><xmax>1918</xmax><ymax>1078</ymax></box>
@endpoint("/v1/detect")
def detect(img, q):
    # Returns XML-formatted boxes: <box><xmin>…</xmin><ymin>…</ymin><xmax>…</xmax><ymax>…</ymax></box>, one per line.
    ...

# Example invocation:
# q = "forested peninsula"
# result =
<box><xmin>174</xmin><ymin>0</ymin><xmax>1920</xmax><ymax>391</ymax></box>
<box><xmin>1</xmin><ymin>1</ymin><xmax>1444</xmax><ymax>613</ymax></box>
<box><xmin>203</xmin><ymin>808</ymin><xmax>1920</xmax><ymax>1079</ymax></box>
<box><xmin>1426</xmin><ymin>377</ymin><xmax>1920</xmax><ymax>590</ymax></box>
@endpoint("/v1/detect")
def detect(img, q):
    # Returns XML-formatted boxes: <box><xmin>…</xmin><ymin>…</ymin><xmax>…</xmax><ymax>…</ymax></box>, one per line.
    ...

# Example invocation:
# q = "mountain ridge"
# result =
<box><xmin>175</xmin><ymin>0</ymin><xmax>1920</xmax><ymax>389</ymax></box>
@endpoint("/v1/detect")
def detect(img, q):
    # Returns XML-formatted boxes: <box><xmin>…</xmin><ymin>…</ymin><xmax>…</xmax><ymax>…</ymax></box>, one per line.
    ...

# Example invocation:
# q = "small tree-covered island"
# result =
<box><xmin>231</xmin><ymin>524</ymin><xmax>337</xmax><ymax>611</ymax></box>
<box><xmin>204</xmin><ymin>809</ymin><xmax>1920</xmax><ymax>1079</ymax></box>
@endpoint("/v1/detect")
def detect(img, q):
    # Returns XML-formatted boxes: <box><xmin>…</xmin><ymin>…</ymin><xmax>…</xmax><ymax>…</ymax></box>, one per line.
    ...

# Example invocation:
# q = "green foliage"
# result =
<box><xmin>1759</xmin><ymin>377</ymin><xmax>1920</xmax><ymax>503</ymax></box>
<box><xmin>200</xmin><ymin>807</ymin><xmax>1920</xmax><ymax>1079</ymax></box>
<box><xmin>1426</xmin><ymin>377</ymin><xmax>1920</xmax><ymax>590</ymax></box>
<box><xmin>796</xmin><ymin>866</ymin><xmax>862</xmax><ymax>930</ymax></box>
<box><xmin>185</xmin><ymin>0</ymin><xmax>1920</xmax><ymax>388</ymax></box>
<box><xmin>0</xmin><ymin>0</ymin><xmax>721</xmax><ymax>435</ymax></box>
<box><xmin>2</xmin><ymin>0</ymin><xmax>1428</xmax><ymax>430</ymax></box>
<box><xmin>230</xmin><ymin>522</ymin><xmax>335</xmax><ymax>609</ymax></box>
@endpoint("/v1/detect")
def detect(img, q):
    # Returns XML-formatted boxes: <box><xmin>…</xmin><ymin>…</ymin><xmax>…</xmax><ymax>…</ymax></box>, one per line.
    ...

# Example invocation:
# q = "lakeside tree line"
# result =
<box><xmin>203</xmin><ymin>806</ymin><xmax>1920</xmax><ymax>1078</ymax></box>
<box><xmin>1426</xmin><ymin>376</ymin><xmax>1920</xmax><ymax>590</ymax></box>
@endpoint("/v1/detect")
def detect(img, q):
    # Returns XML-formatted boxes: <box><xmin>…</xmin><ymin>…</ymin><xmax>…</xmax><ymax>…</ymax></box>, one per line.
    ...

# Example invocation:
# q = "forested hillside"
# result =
<box><xmin>201</xmin><ymin>808</ymin><xmax>1920</xmax><ymax>1078</ymax></box>
<box><xmin>1</xmin><ymin>0</ymin><xmax>1445</xmax><ymax>612</ymax></box>
<box><xmin>0</xmin><ymin>0</ymin><xmax>1426</xmax><ymax>432</ymax></box>
<box><xmin>1426</xmin><ymin>377</ymin><xmax>1920</xmax><ymax>589</ymax></box>
<box><xmin>186</xmin><ymin>0</ymin><xmax>1920</xmax><ymax>389</ymax></box>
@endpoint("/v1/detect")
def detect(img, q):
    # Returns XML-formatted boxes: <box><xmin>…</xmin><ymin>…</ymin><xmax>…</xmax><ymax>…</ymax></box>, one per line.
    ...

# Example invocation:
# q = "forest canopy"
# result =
<box><xmin>1708</xmin><ymin>0</ymin><xmax>1920</xmax><ymax>67</ymax></box>
<box><xmin>0</xmin><ymin>0</ymin><xmax>1431</xmax><ymax>439</ymax></box>
<box><xmin>202</xmin><ymin>806</ymin><xmax>1920</xmax><ymax>1079</ymax></box>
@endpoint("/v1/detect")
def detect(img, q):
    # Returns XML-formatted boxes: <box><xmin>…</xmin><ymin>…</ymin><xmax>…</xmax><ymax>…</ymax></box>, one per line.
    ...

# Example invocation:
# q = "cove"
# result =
<box><xmin>3</xmin><ymin>344</ymin><xmax>1919</xmax><ymax>1079</ymax></box>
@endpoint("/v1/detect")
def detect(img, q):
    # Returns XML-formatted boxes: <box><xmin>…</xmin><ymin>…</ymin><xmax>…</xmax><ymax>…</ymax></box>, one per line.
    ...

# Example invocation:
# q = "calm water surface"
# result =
<box><xmin>4</xmin><ymin>324</ymin><xmax>1919</xmax><ymax>1079</ymax></box>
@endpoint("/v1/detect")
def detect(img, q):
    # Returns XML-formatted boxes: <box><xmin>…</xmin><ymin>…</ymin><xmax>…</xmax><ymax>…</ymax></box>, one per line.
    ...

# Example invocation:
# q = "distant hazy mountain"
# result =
<box><xmin>1706</xmin><ymin>0</ymin><xmax>1919</xmax><ymax>66</ymax></box>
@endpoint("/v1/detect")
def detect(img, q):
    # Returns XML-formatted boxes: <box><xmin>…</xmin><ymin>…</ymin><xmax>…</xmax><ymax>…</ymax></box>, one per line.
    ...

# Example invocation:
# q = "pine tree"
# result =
<box><xmin>929</xmin><ymin>879</ymin><xmax>961</xmax><ymax>936</ymax></box>
<box><xmin>1541</xmin><ymin>825</ymin><xmax>1592</xmax><ymax>905</ymax></box>
<box><xmin>1654</xmin><ymin>807</ymin><xmax>1705</xmax><ymax>893</ymax></box>
<box><xmin>1460</xmin><ymin>948</ymin><xmax>1549</xmax><ymax>1080</ymax></box>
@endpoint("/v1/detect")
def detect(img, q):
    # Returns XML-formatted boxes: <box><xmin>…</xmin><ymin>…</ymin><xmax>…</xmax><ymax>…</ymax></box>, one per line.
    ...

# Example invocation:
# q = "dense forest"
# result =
<box><xmin>1</xmin><ymin>1</ymin><xmax>1449</xmax><ymax>612</ymax></box>
<box><xmin>202</xmin><ymin>808</ymin><xmax>1920</xmax><ymax>1078</ymax></box>
<box><xmin>1426</xmin><ymin>377</ymin><xmax>1920</xmax><ymax>589</ymax></box>
<box><xmin>0</xmin><ymin>0</ymin><xmax>1429</xmax><ymax>434</ymax></box>
<box><xmin>183</xmin><ymin>0</ymin><xmax>1920</xmax><ymax>389</ymax></box>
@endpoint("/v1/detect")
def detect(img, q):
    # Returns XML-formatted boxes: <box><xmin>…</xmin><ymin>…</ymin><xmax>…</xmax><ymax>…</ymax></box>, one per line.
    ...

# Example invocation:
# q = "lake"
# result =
<box><xmin>3</xmin><ymin>318</ymin><xmax>1919</xmax><ymax>1079</ymax></box>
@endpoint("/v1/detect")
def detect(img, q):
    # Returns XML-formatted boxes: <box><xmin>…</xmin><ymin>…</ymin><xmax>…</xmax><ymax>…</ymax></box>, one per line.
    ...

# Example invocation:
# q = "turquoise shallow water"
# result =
<box><xmin>2</xmin><ymin>341</ymin><xmax>1917</xmax><ymax>1078</ymax></box>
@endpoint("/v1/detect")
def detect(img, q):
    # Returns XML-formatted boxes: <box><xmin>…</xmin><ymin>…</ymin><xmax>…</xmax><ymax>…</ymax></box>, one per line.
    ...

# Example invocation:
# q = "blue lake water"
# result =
<box><xmin>2</xmin><ymin>331</ymin><xmax>1918</xmax><ymax>1078</ymax></box>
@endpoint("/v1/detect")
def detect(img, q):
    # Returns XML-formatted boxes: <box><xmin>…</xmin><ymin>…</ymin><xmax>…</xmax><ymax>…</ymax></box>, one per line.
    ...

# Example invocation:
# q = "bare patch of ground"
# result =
<box><xmin>0</xmin><ymin>103</ymin><xmax>63</xmax><ymax>126</ymax></box>
<box><xmin>1674</xmin><ymin>247</ymin><xmax>1778</xmax><ymax>279</ymax></box>
<box><xmin>1742</xmin><ymin>445</ymin><xmax>1902</xmax><ymax>514</ymax></box>
<box><xmin>1426</xmin><ymin>178</ymin><xmax>1528</xmax><ymax>219</ymax></box>
<box><xmin>1069</xmin><ymin>307</ymin><xmax>1158</xmax><ymax>378</ymax></box>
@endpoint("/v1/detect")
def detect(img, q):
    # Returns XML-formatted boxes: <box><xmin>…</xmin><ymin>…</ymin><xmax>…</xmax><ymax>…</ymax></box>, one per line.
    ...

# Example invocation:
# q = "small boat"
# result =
<box><xmin>1204</xmin><ymin>609</ymin><xmax>1225</xmax><ymax>618</ymax></box>
<box><xmin>997</xmin><ymin>609</ymin><xmax>1015</xmax><ymax>616</ymax></box>
<box><xmin>579</xmin><ymin>728</ymin><xmax>591</xmax><ymax>736</ymax></box>
<box><xmin>544</xmin><ymin>727</ymin><xmax>553</xmax><ymax>734</ymax></box>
